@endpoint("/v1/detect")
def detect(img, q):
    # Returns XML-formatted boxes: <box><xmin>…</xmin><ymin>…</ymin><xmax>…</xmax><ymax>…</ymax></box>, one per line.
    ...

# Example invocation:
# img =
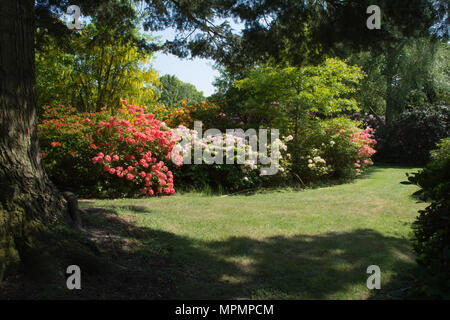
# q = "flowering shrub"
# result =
<box><xmin>351</xmin><ymin>127</ymin><xmax>377</xmax><ymax>172</ymax></box>
<box><xmin>39</xmin><ymin>101</ymin><xmax>375</xmax><ymax>195</ymax></box>
<box><xmin>39</xmin><ymin>101</ymin><xmax>180</xmax><ymax>197</ymax></box>
<box><xmin>151</xmin><ymin>101</ymin><xmax>230</xmax><ymax>130</ymax></box>
<box><xmin>306</xmin><ymin>148</ymin><xmax>331</xmax><ymax>177</ymax></box>
<box><xmin>288</xmin><ymin>117</ymin><xmax>377</xmax><ymax>182</ymax></box>
<box><xmin>169</xmin><ymin>125</ymin><xmax>289</xmax><ymax>191</ymax></box>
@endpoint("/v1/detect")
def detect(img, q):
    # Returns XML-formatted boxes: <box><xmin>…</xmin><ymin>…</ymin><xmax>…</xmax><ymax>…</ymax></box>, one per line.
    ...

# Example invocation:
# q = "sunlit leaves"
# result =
<box><xmin>234</xmin><ymin>58</ymin><xmax>365</xmax><ymax>134</ymax></box>
<box><xmin>36</xmin><ymin>22</ymin><xmax>161</xmax><ymax>112</ymax></box>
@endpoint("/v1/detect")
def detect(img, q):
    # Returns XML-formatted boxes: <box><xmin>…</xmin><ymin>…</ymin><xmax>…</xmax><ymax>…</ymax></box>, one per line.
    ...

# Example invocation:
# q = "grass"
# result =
<box><xmin>73</xmin><ymin>166</ymin><xmax>426</xmax><ymax>300</ymax></box>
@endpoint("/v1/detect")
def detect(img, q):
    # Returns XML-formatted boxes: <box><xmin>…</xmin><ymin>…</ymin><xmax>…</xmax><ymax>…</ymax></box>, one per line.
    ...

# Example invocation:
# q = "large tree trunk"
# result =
<box><xmin>0</xmin><ymin>0</ymin><xmax>65</xmax><ymax>281</ymax></box>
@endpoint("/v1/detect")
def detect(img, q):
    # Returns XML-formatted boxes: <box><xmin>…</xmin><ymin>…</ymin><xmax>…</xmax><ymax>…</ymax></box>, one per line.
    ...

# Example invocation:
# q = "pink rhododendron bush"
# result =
<box><xmin>39</xmin><ymin>101</ymin><xmax>181</xmax><ymax>198</ymax></box>
<box><xmin>286</xmin><ymin>117</ymin><xmax>377</xmax><ymax>182</ymax></box>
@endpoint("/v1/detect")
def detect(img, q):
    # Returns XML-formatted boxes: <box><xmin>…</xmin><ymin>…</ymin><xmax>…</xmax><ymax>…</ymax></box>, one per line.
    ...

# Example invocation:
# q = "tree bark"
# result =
<box><xmin>384</xmin><ymin>41</ymin><xmax>406</xmax><ymax>124</ymax></box>
<box><xmin>384</xmin><ymin>48</ymin><xmax>396</xmax><ymax>124</ymax></box>
<box><xmin>0</xmin><ymin>0</ymin><xmax>65</xmax><ymax>281</ymax></box>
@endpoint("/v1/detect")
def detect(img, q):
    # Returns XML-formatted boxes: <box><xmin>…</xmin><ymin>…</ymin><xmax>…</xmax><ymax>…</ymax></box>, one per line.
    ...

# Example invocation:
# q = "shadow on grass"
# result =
<box><xmin>1</xmin><ymin>204</ymin><xmax>418</xmax><ymax>300</ymax></box>
<box><xmin>100</xmin><ymin>204</ymin><xmax>153</xmax><ymax>213</ymax></box>
<box><xmin>45</xmin><ymin>206</ymin><xmax>416</xmax><ymax>300</ymax></box>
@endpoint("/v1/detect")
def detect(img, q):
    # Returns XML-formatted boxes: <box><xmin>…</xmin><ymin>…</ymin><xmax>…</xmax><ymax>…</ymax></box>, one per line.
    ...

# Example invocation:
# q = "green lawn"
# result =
<box><xmin>80</xmin><ymin>166</ymin><xmax>426</xmax><ymax>299</ymax></box>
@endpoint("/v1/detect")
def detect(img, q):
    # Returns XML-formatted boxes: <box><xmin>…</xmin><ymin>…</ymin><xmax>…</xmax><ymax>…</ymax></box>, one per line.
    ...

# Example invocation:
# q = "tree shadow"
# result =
<box><xmin>4</xmin><ymin>207</ymin><xmax>416</xmax><ymax>299</ymax></box>
<box><xmin>97</xmin><ymin>204</ymin><xmax>154</xmax><ymax>214</ymax></box>
<box><xmin>200</xmin><ymin>230</ymin><xmax>415</xmax><ymax>299</ymax></box>
<box><xmin>75</xmin><ymin>208</ymin><xmax>417</xmax><ymax>299</ymax></box>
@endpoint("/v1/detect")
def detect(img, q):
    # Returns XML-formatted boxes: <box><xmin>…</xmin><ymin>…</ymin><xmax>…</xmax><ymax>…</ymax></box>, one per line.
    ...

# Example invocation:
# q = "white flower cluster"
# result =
<box><xmin>169</xmin><ymin>125</ymin><xmax>288</xmax><ymax>176</ymax></box>
<box><xmin>306</xmin><ymin>148</ymin><xmax>331</xmax><ymax>176</ymax></box>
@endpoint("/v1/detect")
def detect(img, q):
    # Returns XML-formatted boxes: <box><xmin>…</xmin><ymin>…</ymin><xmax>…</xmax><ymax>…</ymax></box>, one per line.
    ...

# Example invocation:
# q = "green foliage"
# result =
<box><xmin>375</xmin><ymin>103</ymin><xmax>449</xmax><ymax>165</ymax></box>
<box><xmin>430</xmin><ymin>137</ymin><xmax>450</xmax><ymax>164</ymax></box>
<box><xmin>348</xmin><ymin>38</ymin><xmax>449</xmax><ymax>120</ymax></box>
<box><xmin>173</xmin><ymin>163</ymin><xmax>263</xmax><ymax>192</ymax></box>
<box><xmin>234</xmin><ymin>58</ymin><xmax>365</xmax><ymax>137</ymax></box>
<box><xmin>403</xmin><ymin>138</ymin><xmax>450</xmax><ymax>298</ymax></box>
<box><xmin>236</xmin><ymin>58</ymin><xmax>364</xmax><ymax>115</ymax></box>
<box><xmin>390</xmin><ymin>38</ymin><xmax>449</xmax><ymax>110</ymax></box>
<box><xmin>429</xmin><ymin>41</ymin><xmax>450</xmax><ymax>103</ymax></box>
<box><xmin>203</xmin><ymin>0</ymin><xmax>441</xmax><ymax>71</ymax></box>
<box><xmin>348</xmin><ymin>52</ymin><xmax>387</xmax><ymax>115</ymax></box>
<box><xmin>36</xmin><ymin>22</ymin><xmax>160</xmax><ymax>112</ymax></box>
<box><xmin>405</xmin><ymin>138</ymin><xmax>450</xmax><ymax>201</ymax></box>
<box><xmin>158</xmin><ymin>75</ymin><xmax>205</xmax><ymax>108</ymax></box>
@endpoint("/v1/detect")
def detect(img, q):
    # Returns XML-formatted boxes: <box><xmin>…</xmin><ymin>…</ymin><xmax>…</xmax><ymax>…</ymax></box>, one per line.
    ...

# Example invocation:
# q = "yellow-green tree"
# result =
<box><xmin>36</xmin><ymin>23</ymin><xmax>160</xmax><ymax>112</ymax></box>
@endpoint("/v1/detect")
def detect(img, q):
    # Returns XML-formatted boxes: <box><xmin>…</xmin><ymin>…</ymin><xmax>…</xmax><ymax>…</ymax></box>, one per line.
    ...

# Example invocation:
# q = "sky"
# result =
<box><xmin>149</xmin><ymin>21</ymin><xmax>243</xmax><ymax>97</ymax></box>
<box><xmin>152</xmin><ymin>50</ymin><xmax>219</xmax><ymax>97</ymax></box>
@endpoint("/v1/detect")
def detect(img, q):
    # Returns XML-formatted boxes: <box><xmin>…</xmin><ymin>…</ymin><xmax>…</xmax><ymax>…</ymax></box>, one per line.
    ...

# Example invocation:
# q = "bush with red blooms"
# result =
<box><xmin>39</xmin><ymin>101</ymin><xmax>181</xmax><ymax>198</ymax></box>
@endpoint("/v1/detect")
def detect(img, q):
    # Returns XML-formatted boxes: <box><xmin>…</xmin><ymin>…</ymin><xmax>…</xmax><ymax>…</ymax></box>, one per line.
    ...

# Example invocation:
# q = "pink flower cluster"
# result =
<box><xmin>93</xmin><ymin>151</ymin><xmax>174</xmax><ymax>195</ymax></box>
<box><xmin>351</xmin><ymin>127</ymin><xmax>377</xmax><ymax>173</ymax></box>
<box><xmin>89</xmin><ymin>101</ymin><xmax>180</xmax><ymax>196</ymax></box>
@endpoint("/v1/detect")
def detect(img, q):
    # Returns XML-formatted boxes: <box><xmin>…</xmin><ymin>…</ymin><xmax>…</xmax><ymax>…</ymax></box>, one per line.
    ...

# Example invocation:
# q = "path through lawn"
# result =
<box><xmin>80</xmin><ymin>166</ymin><xmax>426</xmax><ymax>299</ymax></box>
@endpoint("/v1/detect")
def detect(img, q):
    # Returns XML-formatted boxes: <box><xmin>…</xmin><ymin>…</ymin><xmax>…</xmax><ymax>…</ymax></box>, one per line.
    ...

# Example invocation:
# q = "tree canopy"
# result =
<box><xmin>234</xmin><ymin>58</ymin><xmax>365</xmax><ymax>137</ymax></box>
<box><xmin>35</xmin><ymin>1</ymin><xmax>449</xmax><ymax>72</ymax></box>
<box><xmin>158</xmin><ymin>74</ymin><xmax>205</xmax><ymax>108</ymax></box>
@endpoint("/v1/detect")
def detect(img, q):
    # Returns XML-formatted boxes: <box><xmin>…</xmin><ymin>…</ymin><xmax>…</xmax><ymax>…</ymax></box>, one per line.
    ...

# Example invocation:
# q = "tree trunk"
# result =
<box><xmin>384</xmin><ymin>42</ymin><xmax>406</xmax><ymax>124</ymax></box>
<box><xmin>384</xmin><ymin>47</ymin><xmax>396</xmax><ymax>125</ymax></box>
<box><xmin>0</xmin><ymin>0</ymin><xmax>65</xmax><ymax>281</ymax></box>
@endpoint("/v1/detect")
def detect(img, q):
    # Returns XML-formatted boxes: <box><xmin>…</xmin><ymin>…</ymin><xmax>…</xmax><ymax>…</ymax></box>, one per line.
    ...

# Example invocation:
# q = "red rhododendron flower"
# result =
<box><xmin>41</xmin><ymin>102</ymin><xmax>179</xmax><ymax>197</ymax></box>
<box><xmin>51</xmin><ymin>141</ymin><xmax>61</xmax><ymax>147</ymax></box>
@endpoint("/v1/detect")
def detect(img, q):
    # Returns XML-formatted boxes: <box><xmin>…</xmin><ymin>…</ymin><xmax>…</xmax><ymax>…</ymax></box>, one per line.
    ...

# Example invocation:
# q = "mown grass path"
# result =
<box><xmin>80</xmin><ymin>166</ymin><xmax>426</xmax><ymax>299</ymax></box>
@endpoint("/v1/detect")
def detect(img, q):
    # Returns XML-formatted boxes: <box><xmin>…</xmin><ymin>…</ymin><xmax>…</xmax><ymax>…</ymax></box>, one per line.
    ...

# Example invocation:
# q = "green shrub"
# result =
<box><xmin>376</xmin><ymin>104</ymin><xmax>449</xmax><ymax>165</ymax></box>
<box><xmin>404</xmin><ymin>137</ymin><xmax>450</xmax><ymax>298</ymax></box>
<box><xmin>173</xmin><ymin>163</ymin><xmax>264</xmax><ymax>192</ymax></box>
